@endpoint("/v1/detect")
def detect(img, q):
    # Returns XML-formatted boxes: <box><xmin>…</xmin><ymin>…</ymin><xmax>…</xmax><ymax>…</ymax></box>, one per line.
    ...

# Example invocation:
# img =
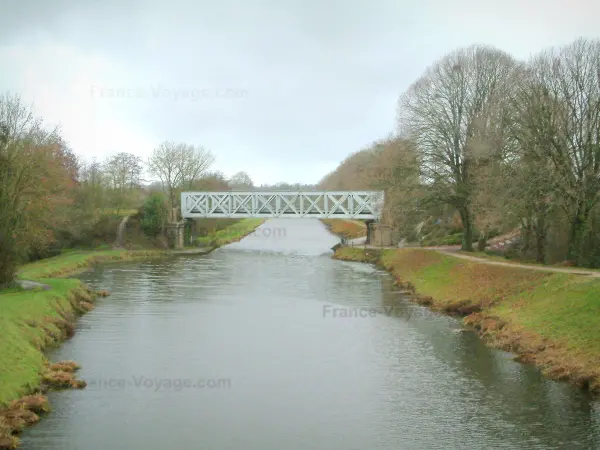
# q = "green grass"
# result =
<box><xmin>332</xmin><ymin>247</ymin><xmax>381</xmax><ymax>263</ymax></box>
<box><xmin>396</xmin><ymin>252</ymin><xmax>461</xmax><ymax>300</ymax></box>
<box><xmin>492</xmin><ymin>274</ymin><xmax>600</xmax><ymax>357</ymax></box>
<box><xmin>320</xmin><ymin>219</ymin><xmax>367</xmax><ymax>239</ymax></box>
<box><xmin>0</xmin><ymin>278</ymin><xmax>83</xmax><ymax>405</ymax></box>
<box><xmin>421</xmin><ymin>232</ymin><xmax>464</xmax><ymax>247</ymax></box>
<box><xmin>18</xmin><ymin>249</ymin><xmax>169</xmax><ymax>280</ymax></box>
<box><xmin>100</xmin><ymin>208</ymin><xmax>138</xmax><ymax>216</ymax></box>
<box><xmin>195</xmin><ymin>218</ymin><xmax>264</xmax><ymax>248</ymax></box>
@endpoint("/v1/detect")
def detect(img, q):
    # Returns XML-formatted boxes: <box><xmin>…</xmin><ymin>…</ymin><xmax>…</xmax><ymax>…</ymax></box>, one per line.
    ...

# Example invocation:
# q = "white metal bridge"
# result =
<box><xmin>181</xmin><ymin>191</ymin><xmax>384</xmax><ymax>220</ymax></box>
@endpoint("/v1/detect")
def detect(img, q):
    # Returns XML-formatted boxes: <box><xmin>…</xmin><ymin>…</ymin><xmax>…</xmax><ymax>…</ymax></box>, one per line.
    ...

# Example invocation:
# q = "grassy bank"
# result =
<box><xmin>0</xmin><ymin>249</ymin><xmax>170</xmax><ymax>448</ymax></box>
<box><xmin>194</xmin><ymin>218</ymin><xmax>264</xmax><ymax>248</ymax></box>
<box><xmin>334</xmin><ymin>247</ymin><xmax>600</xmax><ymax>392</ymax></box>
<box><xmin>0</xmin><ymin>278</ymin><xmax>94</xmax><ymax>448</ymax></box>
<box><xmin>0</xmin><ymin>279</ymin><xmax>91</xmax><ymax>406</ymax></box>
<box><xmin>321</xmin><ymin>219</ymin><xmax>367</xmax><ymax>239</ymax></box>
<box><xmin>18</xmin><ymin>249</ymin><xmax>170</xmax><ymax>280</ymax></box>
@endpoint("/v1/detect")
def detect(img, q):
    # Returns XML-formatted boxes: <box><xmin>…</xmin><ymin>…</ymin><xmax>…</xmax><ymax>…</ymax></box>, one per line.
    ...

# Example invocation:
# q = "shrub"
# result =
<box><xmin>140</xmin><ymin>193</ymin><xmax>169</xmax><ymax>237</ymax></box>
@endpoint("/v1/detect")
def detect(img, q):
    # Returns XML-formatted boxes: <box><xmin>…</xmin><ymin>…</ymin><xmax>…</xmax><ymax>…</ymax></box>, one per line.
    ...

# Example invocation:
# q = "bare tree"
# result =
<box><xmin>147</xmin><ymin>141</ymin><xmax>215</xmax><ymax>209</ymax></box>
<box><xmin>511</xmin><ymin>38</ymin><xmax>600</xmax><ymax>264</ymax></box>
<box><xmin>318</xmin><ymin>147</ymin><xmax>376</xmax><ymax>190</ymax></box>
<box><xmin>192</xmin><ymin>171</ymin><xmax>230</xmax><ymax>191</ymax></box>
<box><xmin>316</xmin><ymin>135</ymin><xmax>423</xmax><ymax>240</ymax></box>
<box><xmin>510</xmin><ymin>154</ymin><xmax>556</xmax><ymax>262</ymax></box>
<box><xmin>470</xmin><ymin>158</ymin><xmax>514</xmax><ymax>250</ymax></box>
<box><xmin>78</xmin><ymin>158</ymin><xmax>106</xmax><ymax>211</ymax></box>
<box><xmin>398</xmin><ymin>45</ymin><xmax>519</xmax><ymax>251</ymax></box>
<box><xmin>229</xmin><ymin>171</ymin><xmax>254</xmax><ymax>190</ymax></box>
<box><xmin>103</xmin><ymin>152</ymin><xmax>143</xmax><ymax>214</ymax></box>
<box><xmin>365</xmin><ymin>136</ymin><xmax>423</xmax><ymax>236</ymax></box>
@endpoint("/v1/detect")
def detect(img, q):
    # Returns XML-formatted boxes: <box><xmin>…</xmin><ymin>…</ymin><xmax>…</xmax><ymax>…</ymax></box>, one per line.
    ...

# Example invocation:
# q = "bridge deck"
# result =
<box><xmin>181</xmin><ymin>191</ymin><xmax>384</xmax><ymax>219</ymax></box>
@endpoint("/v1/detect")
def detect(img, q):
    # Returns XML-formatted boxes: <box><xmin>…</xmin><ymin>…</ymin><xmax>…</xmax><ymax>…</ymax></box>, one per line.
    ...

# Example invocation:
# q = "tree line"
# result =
<box><xmin>320</xmin><ymin>38</ymin><xmax>600</xmax><ymax>268</ymax></box>
<box><xmin>0</xmin><ymin>95</ymin><xmax>266</xmax><ymax>287</ymax></box>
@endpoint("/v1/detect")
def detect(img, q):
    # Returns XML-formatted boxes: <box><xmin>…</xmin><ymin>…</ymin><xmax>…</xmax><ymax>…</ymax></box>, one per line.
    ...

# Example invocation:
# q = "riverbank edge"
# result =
<box><xmin>0</xmin><ymin>249</ymin><xmax>173</xmax><ymax>449</ymax></box>
<box><xmin>332</xmin><ymin>247</ymin><xmax>600</xmax><ymax>394</ymax></box>
<box><xmin>193</xmin><ymin>218</ymin><xmax>265</xmax><ymax>252</ymax></box>
<box><xmin>320</xmin><ymin>219</ymin><xmax>367</xmax><ymax>240</ymax></box>
<box><xmin>17</xmin><ymin>249</ymin><xmax>172</xmax><ymax>280</ymax></box>
<box><xmin>0</xmin><ymin>281</ymin><xmax>100</xmax><ymax>449</ymax></box>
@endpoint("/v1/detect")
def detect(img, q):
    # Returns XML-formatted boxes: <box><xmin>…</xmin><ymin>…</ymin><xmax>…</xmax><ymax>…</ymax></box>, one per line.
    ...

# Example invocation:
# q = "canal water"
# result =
<box><xmin>21</xmin><ymin>219</ymin><xmax>600</xmax><ymax>449</ymax></box>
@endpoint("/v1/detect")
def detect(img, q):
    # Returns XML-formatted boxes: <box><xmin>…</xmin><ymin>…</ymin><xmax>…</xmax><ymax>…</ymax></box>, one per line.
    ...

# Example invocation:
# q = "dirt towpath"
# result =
<box><xmin>346</xmin><ymin>237</ymin><xmax>600</xmax><ymax>278</ymax></box>
<box><xmin>430</xmin><ymin>248</ymin><xmax>600</xmax><ymax>278</ymax></box>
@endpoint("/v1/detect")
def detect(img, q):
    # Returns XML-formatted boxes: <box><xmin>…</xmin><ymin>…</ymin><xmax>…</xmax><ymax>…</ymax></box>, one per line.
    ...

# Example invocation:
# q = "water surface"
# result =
<box><xmin>21</xmin><ymin>219</ymin><xmax>600</xmax><ymax>449</ymax></box>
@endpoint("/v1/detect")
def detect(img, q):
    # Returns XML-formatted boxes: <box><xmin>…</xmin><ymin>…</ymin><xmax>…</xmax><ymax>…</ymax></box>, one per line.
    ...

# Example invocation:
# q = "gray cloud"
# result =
<box><xmin>1</xmin><ymin>0</ymin><xmax>598</xmax><ymax>184</ymax></box>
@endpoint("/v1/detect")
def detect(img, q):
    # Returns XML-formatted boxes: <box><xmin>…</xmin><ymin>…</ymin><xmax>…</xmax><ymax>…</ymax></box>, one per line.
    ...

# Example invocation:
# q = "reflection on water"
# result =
<box><xmin>20</xmin><ymin>219</ymin><xmax>600</xmax><ymax>449</ymax></box>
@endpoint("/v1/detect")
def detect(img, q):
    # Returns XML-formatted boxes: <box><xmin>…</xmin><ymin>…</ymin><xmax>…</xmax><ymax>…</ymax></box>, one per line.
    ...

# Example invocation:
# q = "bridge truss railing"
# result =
<box><xmin>181</xmin><ymin>191</ymin><xmax>384</xmax><ymax>220</ymax></box>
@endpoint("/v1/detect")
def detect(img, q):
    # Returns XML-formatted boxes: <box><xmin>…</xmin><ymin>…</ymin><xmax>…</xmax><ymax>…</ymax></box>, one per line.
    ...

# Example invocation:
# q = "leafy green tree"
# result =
<box><xmin>0</xmin><ymin>95</ymin><xmax>76</xmax><ymax>286</ymax></box>
<box><xmin>140</xmin><ymin>192</ymin><xmax>169</xmax><ymax>237</ymax></box>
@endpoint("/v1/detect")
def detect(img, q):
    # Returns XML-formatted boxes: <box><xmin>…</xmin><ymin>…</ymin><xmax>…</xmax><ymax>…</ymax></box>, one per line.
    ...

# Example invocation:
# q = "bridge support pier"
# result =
<box><xmin>365</xmin><ymin>220</ymin><xmax>375</xmax><ymax>245</ymax></box>
<box><xmin>366</xmin><ymin>222</ymin><xmax>395</xmax><ymax>247</ymax></box>
<box><xmin>165</xmin><ymin>222</ymin><xmax>185</xmax><ymax>249</ymax></box>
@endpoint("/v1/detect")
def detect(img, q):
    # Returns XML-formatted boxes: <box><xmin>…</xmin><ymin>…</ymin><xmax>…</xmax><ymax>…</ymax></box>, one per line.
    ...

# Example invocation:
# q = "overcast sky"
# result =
<box><xmin>1</xmin><ymin>0</ymin><xmax>598</xmax><ymax>185</ymax></box>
